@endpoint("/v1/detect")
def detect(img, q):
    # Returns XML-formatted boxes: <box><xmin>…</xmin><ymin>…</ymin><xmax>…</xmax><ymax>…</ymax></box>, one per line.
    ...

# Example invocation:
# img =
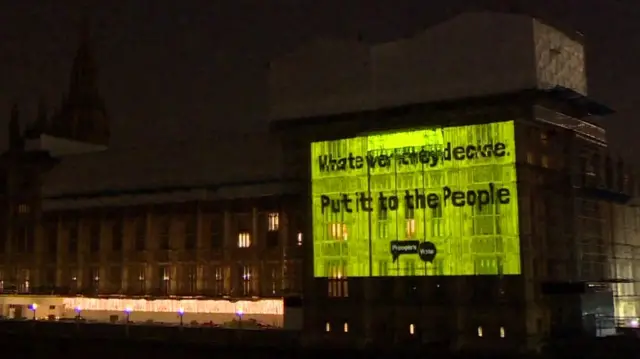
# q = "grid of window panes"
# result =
<box><xmin>310</xmin><ymin>121</ymin><xmax>520</xmax><ymax>277</ymax></box>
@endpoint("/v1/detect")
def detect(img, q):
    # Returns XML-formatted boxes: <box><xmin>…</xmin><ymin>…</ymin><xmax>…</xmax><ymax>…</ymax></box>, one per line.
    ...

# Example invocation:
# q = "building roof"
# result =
<box><xmin>42</xmin><ymin>131</ymin><xmax>285</xmax><ymax>199</ymax></box>
<box><xmin>271</xmin><ymin>87</ymin><xmax>613</xmax><ymax>135</ymax></box>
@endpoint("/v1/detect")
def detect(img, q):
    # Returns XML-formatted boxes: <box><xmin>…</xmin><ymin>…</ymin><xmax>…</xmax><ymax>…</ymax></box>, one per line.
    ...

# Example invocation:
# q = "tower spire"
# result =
<box><xmin>69</xmin><ymin>16</ymin><xmax>97</xmax><ymax>98</ymax></box>
<box><xmin>50</xmin><ymin>14</ymin><xmax>109</xmax><ymax>146</ymax></box>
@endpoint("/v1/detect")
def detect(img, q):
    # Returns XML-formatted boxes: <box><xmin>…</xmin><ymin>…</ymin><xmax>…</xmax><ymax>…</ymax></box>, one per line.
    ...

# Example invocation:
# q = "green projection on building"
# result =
<box><xmin>310</xmin><ymin>121</ymin><xmax>520</xmax><ymax>278</ymax></box>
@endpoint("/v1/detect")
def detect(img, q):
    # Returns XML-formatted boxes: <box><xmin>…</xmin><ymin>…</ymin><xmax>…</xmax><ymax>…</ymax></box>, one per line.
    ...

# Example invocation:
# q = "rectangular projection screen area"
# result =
<box><xmin>310</xmin><ymin>121</ymin><xmax>520</xmax><ymax>278</ymax></box>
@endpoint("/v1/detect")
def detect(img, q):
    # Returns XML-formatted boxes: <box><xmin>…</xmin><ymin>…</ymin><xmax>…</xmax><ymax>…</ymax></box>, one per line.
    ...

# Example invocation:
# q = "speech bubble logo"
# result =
<box><xmin>418</xmin><ymin>241</ymin><xmax>437</xmax><ymax>262</ymax></box>
<box><xmin>390</xmin><ymin>240</ymin><xmax>420</xmax><ymax>262</ymax></box>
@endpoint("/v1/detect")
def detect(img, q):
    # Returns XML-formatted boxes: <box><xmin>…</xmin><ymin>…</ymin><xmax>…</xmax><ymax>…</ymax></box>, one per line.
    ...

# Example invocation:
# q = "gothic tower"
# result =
<box><xmin>49</xmin><ymin>19</ymin><xmax>110</xmax><ymax>146</ymax></box>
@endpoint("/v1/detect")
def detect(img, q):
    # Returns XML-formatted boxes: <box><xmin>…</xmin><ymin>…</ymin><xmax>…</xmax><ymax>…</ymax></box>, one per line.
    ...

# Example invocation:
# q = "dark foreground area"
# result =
<box><xmin>0</xmin><ymin>335</ymin><xmax>639</xmax><ymax>359</ymax></box>
<box><xmin>0</xmin><ymin>335</ymin><xmax>520</xmax><ymax>359</ymax></box>
<box><xmin>0</xmin><ymin>320</ymin><xmax>639</xmax><ymax>359</ymax></box>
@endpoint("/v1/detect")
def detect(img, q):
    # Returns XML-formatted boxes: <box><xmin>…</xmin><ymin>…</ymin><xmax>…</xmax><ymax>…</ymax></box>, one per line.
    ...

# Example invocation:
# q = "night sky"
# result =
<box><xmin>0</xmin><ymin>0</ymin><xmax>638</xmax><ymax>161</ymax></box>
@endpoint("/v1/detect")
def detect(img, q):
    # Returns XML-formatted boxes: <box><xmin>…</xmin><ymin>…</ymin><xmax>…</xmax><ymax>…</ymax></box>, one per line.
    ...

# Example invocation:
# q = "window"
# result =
<box><xmin>405</xmin><ymin>207</ymin><xmax>415</xmax><ymax>220</ymax></box>
<box><xmin>297</xmin><ymin>232</ymin><xmax>303</xmax><ymax>246</ymax></box>
<box><xmin>526</xmin><ymin>152</ymin><xmax>535</xmax><ymax>165</ymax></box>
<box><xmin>241</xmin><ymin>265</ymin><xmax>253</xmax><ymax>296</ymax></box>
<box><xmin>477</xmin><ymin>326</ymin><xmax>483</xmax><ymax>337</ymax></box>
<box><xmin>325</xmin><ymin>322</ymin><xmax>331</xmax><ymax>332</ymax></box>
<box><xmin>21</xmin><ymin>279</ymin><xmax>30</xmax><ymax>293</ymax></box>
<box><xmin>158</xmin><ymin>217</ymin><xmax>170</xmax><ymax>250</ymax></box>
<box><xmin>44</xmin><ymin>267</ymin><xmax>55</xmax><ymax>287</ymax></box>
<box><xmin>68</xmin><ymin>222</ymin><xmax>78</xmax><ymax>254</ymax></box>
<box><xmin>89</xmin><ymin>223</ymin><xmax>100</xmax><ymax>252</ymax></box>
<box><xmin>268</xmin><ymin>213</ymin><xmax>279</xmax><ymax>231</ymax></box>
<box><xmin>328</xmin><ymin>262</ymin><xmax>348</xmax><ymax>297</ymax></box>
<box><xmin>330</xmin><ymin>223</ymin><xmax>348</xmax><ymax>241</ymax></box>
<box><xmin>109</xmin><ymin>266</ymin><xmax>122</xmax><ymax>292</ymax></box>
<box><xmin>12</xmin><ymin>227</ymin><xmax>23</xmax><ymax>253</ymax></box>
<box><xmin>185</xmin><ymin>265</ymin><xmax>197</xmax><ymax>294</ymax></box>
<box><xmin>159</xmin><ymin>266</ymin><xmax>170</xmax><ymax>295</ymax></box>
<box><xmin>136</xmin><ymin>266</ymin><xmax>145</xmax><ymax>293</ymax></box>
<box><xmin>541</xmin><ymin>155</ymin><xmax>549</xmax><ymax>168</ymax></box>
<box><xmin>69</xmin><ymin>268</ymin><xmax>78</xmax><ymax>289</ymax></box>
<box><xmin>378</xmin><ymin>260</ymin><xmax>389</xmax><ymax>276</ymax></box>
<box><xmin>500</xmin><ymin>326</ymin><xmax>506</xmax><ymax>338</ymax></box>
<box><xmin>135</xmin><ymin>218</ymin><xmax>146</xmax><ymax>251</ymax></box>
<box><xmin>210</xmin><ymin>214</ymin><xmax>224</xmax><ymax>249</ymax></box>
<box><xmin>46</xmin><ymin>224</ymin><xmax>58</xmax><ymax>254</ymax></box>
<box><xmin>13</xmin><ymin>227</ymin><xmax>32</xmax><ymax>254</ymax></box>
<box><xmin>409</xmin><ymin>324</ymin><xmax>415</xmax><ymax>335</ymax></box>
<box><xmin>378</xmin><ymin>221</ymin><xmax>389</xmax><ymax>240</ymax></box>
<box><xmin>184</xmin><ymin>217</ymin><xmax>197</xmax><ymax>250</ymax></box>
<box><xmin>405</xmin><ymin>219</ymin><xmax>416</xmax><ymax>239</ymax></box>
<box><xmin>91</xmin><ymin>267</ymin><xmax>100</xmax><ymax>292</ymax></box>
<box><xmin>19</xmin><ymin>269</ymin><xmax>30</xmax><ymax>293</ymax></box>
<box><xmin>343</xmin><ymin>322</ymin><xmax>349</xmax><ymax>333</ymax></box>
<box><xmin>238</xmin><ymin>232</ymin><xmax>251</xmax><ymax>248</ymax></box>
<box><xmin>266</xmin><ymin>212</ymin><xmax>279</xmax><ymax>248</ymax></box>
<box><xmin>112</xmin><ymin>220</ymin><xmax>123</xmax><ymax>251</ymax></box>
<box><xmin>25</xmin><ymin>228</ymin><xmax>34</xmax><ymax>254</ymax></box>
<box><xmin>17</xmin><ymin>204</ymin><xmax>30</xmax><ymax>214</ymax></box>
<box><xmin>431</xmin><ymin>205</ymin><xmax>444</xmax><ymax>237</ymax></box>
<box><xmin>211</xmin><ymin>266</ymin><xmax>225</xmax><ymax>295</ymax></box>
<box><xmin>270</xmin><ymin>266</ymin><xmax>278</xmax><ymax>295</ymax></box>
<box><xmin>284</xmin><ymin>261</ymin><xmax>302</xmax><ymax>292</ymax></box>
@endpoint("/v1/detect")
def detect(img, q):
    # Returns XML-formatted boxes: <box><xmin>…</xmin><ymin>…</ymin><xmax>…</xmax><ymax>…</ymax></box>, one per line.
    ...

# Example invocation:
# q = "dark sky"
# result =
<box><xmin>0</xmin><ymin>0</ymin><xmax>638</xmax><ymax>159</ymax></box>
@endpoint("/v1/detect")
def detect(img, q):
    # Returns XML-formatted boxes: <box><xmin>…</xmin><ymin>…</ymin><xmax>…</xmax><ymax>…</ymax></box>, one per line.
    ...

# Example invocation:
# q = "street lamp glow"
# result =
<box><xmin>177</xmin><ymin>307</ymin><xmax>185</xmax><ymax>327</ymax></box>
<box><xmin>30</xmin><ymin>303</ymin><xmax>38</xmax><ymax>320</ymax></box>
<box><xmin>124</xmin><ymin>306</ymin><xmax>132</xmax><ymax>324</ymax></box>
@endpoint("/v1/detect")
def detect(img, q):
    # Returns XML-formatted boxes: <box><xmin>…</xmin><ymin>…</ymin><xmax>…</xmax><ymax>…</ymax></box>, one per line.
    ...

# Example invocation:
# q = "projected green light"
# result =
<box><xmin>310</xmin><ymin>121</ymin><xmax>520</xmax><ymax>277</ymax></box>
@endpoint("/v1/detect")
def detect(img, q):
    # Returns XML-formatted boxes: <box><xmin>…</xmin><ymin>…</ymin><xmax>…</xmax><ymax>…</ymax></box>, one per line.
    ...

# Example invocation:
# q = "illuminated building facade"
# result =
<box><xmin>0</xmin><ymin>26</ymin><xmax>304</xmax><ymax>326</ymax></box>
<box><xmin>270</xmin><ymin>12</ymin><xmax>640</xmax><ymax>351</ymax></box>
<box><xmin>275</xmin><ymin>89</ymin><xmax>640</xmax><ymax>350</ymax></box>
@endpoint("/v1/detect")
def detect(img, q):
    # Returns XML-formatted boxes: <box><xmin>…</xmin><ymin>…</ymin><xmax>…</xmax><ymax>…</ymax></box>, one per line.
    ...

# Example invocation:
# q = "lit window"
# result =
<box><xmin>330</xmin><ymin>223</ymin><xmax>348</xmax><ymax>241</ymax></box>
<box><xmin>406</xmin><ymin>219</ymin><xmax>416</xmax><ymax>238</ymax></box>
<box><xmin>500</xmin><ymin>326</ymin><xmax>505</xmax><ymax>338</ymax></box>
<box><xmin>267</xmin><ymin>213</ymin><xmax>279</xmax><ymax>231</ymax></box>
<box><xmin>409</xmin><ymin>323</ymin><xmax>415</xmax><ymax>335</ymax></box>
<box><xmin>297</xmin><ymin>232</ymin><xmax>303</xmax><ymax>246</ymax></box>
<box><xmin>526</xmin><ymin>152</ymin><xmax>535</xmax><ymax>164</ymax></box>
<box><xmin>242</xmin><ymin>266</ymin><xmax>252</xmax><ymax>281</ymax></box>
<box><xmin>540</xmin><ymin>131</ymin><xmax>548</xmax><ymax>145</ymax></box>
<box><xmin>477</xmin><ymin>326</ymin><xmax>483</xmax><ymax>337</ymax></box>
<box><xmin>238</xmin><ymin>232</ymin><xmax>251</xmax><ymax>248</ymax></box>
<box><xmin>328</xmin><ymin>264</ymin><xmax>348</xmax><ymax>297</ymax></box>
<box><xmin>343</xmin><ymin>322</ymin><xmax>348</xmax><ymax>333</ymax></box>
<box><xmin>242</xmin><ymin>265</ymin><xmax>252</xmax><ymax>296</ymax></box>
<box><xmin>541</xmin><ymin>155</ymin><xmax>549</xmax><ymax>168</ymax></box>
<box><xmin>325</xmin><ymin>322</ymin><xmax>331</xmax><ymax>332</ymax></box>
